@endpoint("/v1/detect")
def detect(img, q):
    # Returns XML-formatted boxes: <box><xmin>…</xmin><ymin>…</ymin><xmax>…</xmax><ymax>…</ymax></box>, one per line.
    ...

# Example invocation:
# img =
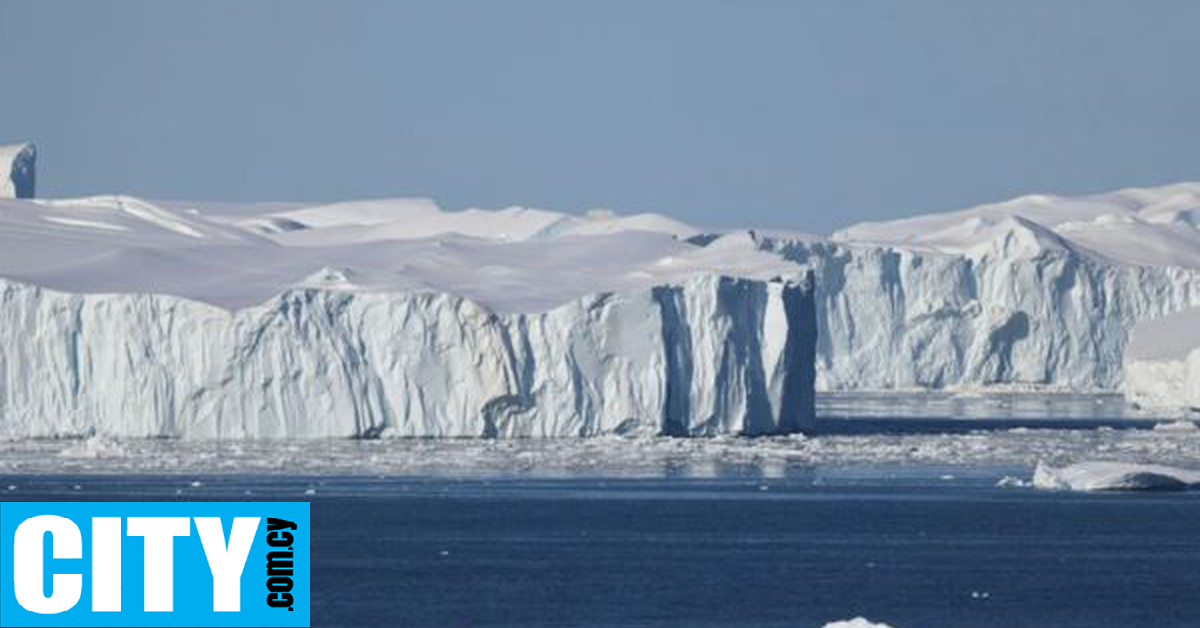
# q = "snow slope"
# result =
<box><xmin>754</xmin><ymin>183</ymin><xmax>1200</xmax><ymax>391</ymax></box>
<box><xmin>0</xmin><ymin>143</ymin><xmax>35</xmax><ymax>199</ymax></box>
<box><xmin>0</xmin><ymin>195</ymin><xmax>815</xmax><ymax>439</ymax></box>
<box><xmin>1124</xmin><ymin>308</ymin><xmax>1200</xmax><ymax>412</ymax></box>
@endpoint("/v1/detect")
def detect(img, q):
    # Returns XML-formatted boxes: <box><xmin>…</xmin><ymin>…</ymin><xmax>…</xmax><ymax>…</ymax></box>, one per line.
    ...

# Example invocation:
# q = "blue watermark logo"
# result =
<box><xmin>0</xmin><ymin>502</ymin><xmax>309</xmax><ymax>627</ymax></box>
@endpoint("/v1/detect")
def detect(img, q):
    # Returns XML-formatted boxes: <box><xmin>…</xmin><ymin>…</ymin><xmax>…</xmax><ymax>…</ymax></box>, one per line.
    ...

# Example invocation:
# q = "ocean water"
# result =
<box><xmin>3</xmin><ymin>473</ymin><xmax>1198</xmax><ymax>628</ymax></box>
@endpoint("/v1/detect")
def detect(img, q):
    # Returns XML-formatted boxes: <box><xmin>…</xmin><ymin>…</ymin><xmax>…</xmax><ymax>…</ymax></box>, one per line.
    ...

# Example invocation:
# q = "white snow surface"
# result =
<box><xmin>0</xmin><ymin>195</ymin><xmax>815</xmax><ymax>439</ymax></box>
<box><xmin>5</xmin><ymin>195</ymin><xmax>743</xmax><ymax>312</ymax></box>
<box><xmin>1123</xmin><ymin>308</ymin><xmax>1200</xmax><ymax>412</ymax></box>
<box><xmin>759</xmin><ymin>182</ymin><xmax>1200</xmax><ymax>391</ymax></box>
<box><xmin>1033</xmin><ymin>460</ymin><xmax>1200</xmax><ymax>491</ymax></box>
<box><xmin>0</xmin><ymin>143</ymin><xmax>35</xmax><ymax>199</ymax></box>
<box><xmin>834</xmin><ymin>183</ymin><xmax>1200</xmax><ymax>269</ymax></box>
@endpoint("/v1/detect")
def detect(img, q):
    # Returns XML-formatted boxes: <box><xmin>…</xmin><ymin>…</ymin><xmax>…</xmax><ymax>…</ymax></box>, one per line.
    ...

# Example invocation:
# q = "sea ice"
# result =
<box><xmin>822</xmin><ymin>618</ymin><xmax>900</xmax><ymax>628</ymax></box>
<box><xmin>1032</xmin><ymin>460</ymin><xmax>1200</xmax><ymax>491</ymax></box>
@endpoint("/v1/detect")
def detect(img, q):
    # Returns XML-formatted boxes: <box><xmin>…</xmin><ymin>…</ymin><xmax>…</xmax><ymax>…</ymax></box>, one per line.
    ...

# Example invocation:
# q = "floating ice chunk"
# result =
<box><xmin>1153</xmin><ymin>420</ymin><xmax>1199</xmax><ymax>433</ymax></box>
<box><xmin>822</xmin><ymin>619</ymin><xmax>901</xmax><ymax>628</ymax></box>
<box><xmin>57</xmin><ymin>436</ymin><xmax>126</xmax><ymax>459</ymax></box>
<box><xmin>1033</xmin><ymin>461</ymin><xmax>1200</xmax><ymax>491</ymax></box>
<box><xmin>995</xmin><ymin>476</ymin><xmax>1030</xmax><ymax>488</ymax></box>
<box><xmin>0</xmin><ymin>143</ymin><xmax>35</xmax><ymax>198</ymax></box>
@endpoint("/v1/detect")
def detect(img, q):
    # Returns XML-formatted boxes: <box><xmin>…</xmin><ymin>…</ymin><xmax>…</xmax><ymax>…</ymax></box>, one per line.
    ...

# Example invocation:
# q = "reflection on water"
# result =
<box><xmin>0</xmin><ymin>393</ymin><xmax>1195</xmax><ymax>479</ymax></box>
<box><xmin>817</xmin><ymin>391</ymin><xmax>1144</xmax><ymax>421</ymax></box>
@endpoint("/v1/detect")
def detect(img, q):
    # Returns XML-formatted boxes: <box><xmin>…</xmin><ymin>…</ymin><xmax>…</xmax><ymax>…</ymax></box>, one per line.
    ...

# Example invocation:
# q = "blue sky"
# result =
<box><xmin>2</xmin><ymin>0</ymin><xmax>1199</xmax><ymax>233</ymax></box>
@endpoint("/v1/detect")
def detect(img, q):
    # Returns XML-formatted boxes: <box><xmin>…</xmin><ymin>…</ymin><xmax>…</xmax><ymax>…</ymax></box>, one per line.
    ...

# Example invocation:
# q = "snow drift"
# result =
<box><xmin>0</xmin><ymin>143</ymin><xmax>35</xmax><ymax>199</ymax></box>
<box><xmin>1124</xmin><ymin>308</ymin><xmax>1200</xmax><ymax>413</ymax></box>
<box><xmin>0</xmin><ymin>196</ymin><xmax>815</xmax><ymax>439</ymax></box>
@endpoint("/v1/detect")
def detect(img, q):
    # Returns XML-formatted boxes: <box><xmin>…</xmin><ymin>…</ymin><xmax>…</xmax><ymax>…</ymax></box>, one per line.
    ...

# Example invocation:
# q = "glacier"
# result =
<box><xmin>753</xmin><ymin>183</ymin><xmax>1200</xmax><ymax>391</ymax></box>
<box><xmin>0</xmin><ymin>195</ymin><xmax>815</xmax><ymax>439</ymax></box>
<box><xmin>1124</xmin><ymin>307</ymin><xmax>1200</xmax><ymax>413</ymax></box>
<box><xmin>0</xmin><ymin>143</ymin><xmax>36</xmax><ymax>199</ymax></box>
<box><xmin>6</xmin><ymin>179</ymin><xmax>1200</xmax><ymax>439</ymax></box>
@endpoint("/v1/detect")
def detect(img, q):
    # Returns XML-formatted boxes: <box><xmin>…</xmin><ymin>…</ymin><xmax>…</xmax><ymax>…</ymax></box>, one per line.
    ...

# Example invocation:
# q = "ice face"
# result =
<box><xmin>0</xmin><ymin>274</ymin><xmax>817</xmax><ymax>438</ymax></box>
<box><xmin>757</xmin><ymin>234</ymin><xmax>1200</xmax><ymax>392</ymax></box>
<box><xmin>783</xmin><ymin>182</ymin><xmax>1200</xmax><ymax>392</ymax></box>
<box><xmin>0</xmin><ymin>143</ymin><xmax>35</xmax><ymax>199</ymax></box>
<box><xmin>1123</xmin><ymin>308</ymin><xmax>1200</xmax><ymax>413</ymax></box>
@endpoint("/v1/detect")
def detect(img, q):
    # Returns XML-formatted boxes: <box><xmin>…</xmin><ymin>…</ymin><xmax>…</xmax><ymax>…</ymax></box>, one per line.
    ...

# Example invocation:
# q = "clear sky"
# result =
<box><xmin>2</xmin><ymin>1</ymin><xmax>1199</xmax><ymax>233</ymax></box>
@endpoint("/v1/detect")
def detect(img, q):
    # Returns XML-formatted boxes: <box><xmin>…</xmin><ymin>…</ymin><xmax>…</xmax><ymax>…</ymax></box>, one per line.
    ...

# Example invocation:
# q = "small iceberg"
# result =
<box><xmin>1152</xmin><ymin>420</ymin><xmax>1199</xmax><ymax>433</ymax></box>
<box><xmin>1033</xmin><ymin>461</ymin><xmax>1200</xmax><ymax>492</ymax></box>
<box><xmin>822</xmin><ymin>619</ymin><xmax>901</xmax><ymax>628</ymax></box>
<box><xmin>57</xmin><ymin>435</ymin><xmax>126</xmax><ymax>459</ymax></box>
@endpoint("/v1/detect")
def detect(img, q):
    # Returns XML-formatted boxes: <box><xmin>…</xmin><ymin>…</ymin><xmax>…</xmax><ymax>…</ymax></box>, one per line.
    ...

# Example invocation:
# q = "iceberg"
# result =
<box><xmin>1032</xmin><ymin>460</ymin><xmax>1200</xmax><ymax>491</ymax></box>
<box><xmin>753</xmin><ymin>183</ymin><xmax>1200</xmax><ymax>391</ymax></box>
<box><xmin>0</xmin><ymin>143</ymin><xmax>35</xmax><ymax>199</ymax></box>
<box><xmin>0</xmin><ymin>195</ymin><xmax>816</xmax><ymax>439</ymax></box>
<box><xmin>821</xmin><ymin>619</ymin><xmax>901</xmax><ymax>628</ymax></box>
<box><xmin>6</xmin><ymin>178</ymin><xmax>1200</xmax><ymax>441</ymax></box>
<box><xmin>1124</xmin><ymin>308</ymin><xmax>1200</xmax><ymax>413</ymax></box>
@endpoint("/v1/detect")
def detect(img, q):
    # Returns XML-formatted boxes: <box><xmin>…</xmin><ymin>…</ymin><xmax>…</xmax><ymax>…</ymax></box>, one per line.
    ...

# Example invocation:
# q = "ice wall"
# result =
<box><xmin>1124</xmin><ymin>308</ymin><xmax>1200</xmax><ymax>412</ymax></box>
<box><xmin>0</xmin><ymin>143</ymin><xmax>35</xmax><ymax>199</ymax></box>
<box><xmin>0</xmin><ymin>274</ymin><xmax>816</xmax><ymax>439</ymax></box>
<box><xmin>755</xmin><ymin>233</ymin><xmax>1200</xmax><ymax>391</ymax></box>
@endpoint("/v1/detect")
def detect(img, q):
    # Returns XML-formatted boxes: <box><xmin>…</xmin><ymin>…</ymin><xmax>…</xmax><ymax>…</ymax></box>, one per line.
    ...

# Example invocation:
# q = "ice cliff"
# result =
<box><xmin>5</xmin><ymin>179</ymin><xmax>1200</xmax><ymax>440</ymax></box>
<box><xmin>751</xmin><ymin>183</ymin><xmax>1200</xmax><ymax>391</ymax></box>
<box><xmin>1124</xmin><ymin>308</ymin><xmax>1200</xmax><ymax>413</ymax></box>
<box><xmin>0</xmin><ymin>143</ymin><xmax>35</xmax><ymax>199</ymax></box>
<box><xmin>0</xmin><ymin>196</ymin><xmax>815</xmax><ymax>439</ymax></box>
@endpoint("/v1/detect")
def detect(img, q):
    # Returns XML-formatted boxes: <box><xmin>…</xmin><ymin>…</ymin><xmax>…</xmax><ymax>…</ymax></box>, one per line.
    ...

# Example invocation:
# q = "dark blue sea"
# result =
<box><xmin>3</xmin><ymin>472</ymin><xmax>1198</xmax><ymax>628</ymax></box>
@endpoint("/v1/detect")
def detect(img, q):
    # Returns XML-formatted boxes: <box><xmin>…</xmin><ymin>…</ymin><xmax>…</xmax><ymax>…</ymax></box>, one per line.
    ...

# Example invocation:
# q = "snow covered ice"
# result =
<box><xmin>761</xmin><ymin>183</ymin><xmax>1200</xmax><ymax>392</ymax></box>
<box><xmin>1124</xmin><ymin>307</ymin><xmax>1200</xmax><ymax>414</ymax></box>
<box><xmin>0</xmin><ymin>143</ymin><xmax>35</xmax><ymax>199</ymax></box>
<box><xmin>0</xmin><ymin>195</ymin><xmax>816</xmax><ymax>438</ymax></box>
<box><xmin>1033</xmin><ymin>460</ymin><xmax>1200</xmax><ymax>491</ymax></box>
<box><xmin>6</xmin><ymin>179</ymin><xmax>1200</xmax><ymax>439</ymax></box>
